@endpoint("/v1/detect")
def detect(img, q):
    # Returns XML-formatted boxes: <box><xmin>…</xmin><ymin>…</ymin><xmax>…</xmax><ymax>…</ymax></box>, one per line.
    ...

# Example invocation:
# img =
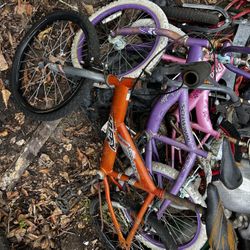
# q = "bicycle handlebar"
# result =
<box><xmin>48</xmin><ymin>62</ymin><xmax>244</xmax><ymax>105</ymax></box>
<box><xmin>181</xmin><ymin>4</ymin><xmax>232</xmax><ymax>33</ymax></box>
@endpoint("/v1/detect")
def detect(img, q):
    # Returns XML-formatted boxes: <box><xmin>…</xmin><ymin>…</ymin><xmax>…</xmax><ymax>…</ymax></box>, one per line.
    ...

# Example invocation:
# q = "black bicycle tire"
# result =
<box><xmin>161</xmin><ymin>6</ymin><xmax>220</xmax><ymax>25</ymax></box>
<box><xmin>90</xmin><ymin>197</ymin><xmax>177</xmax><ymax>250</ymax></box>
<box><xmin>10</xmin><ymin>11</ymin><xmax>100</xmax><ymax>121</ymax></box>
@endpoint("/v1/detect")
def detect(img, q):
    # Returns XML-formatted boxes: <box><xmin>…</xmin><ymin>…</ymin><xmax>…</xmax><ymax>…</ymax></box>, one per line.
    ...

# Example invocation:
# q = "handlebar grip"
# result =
<box><xmin>221</xmin><ymin>46</ymin><xmax>250</xmax><ymax>55</ymax></box>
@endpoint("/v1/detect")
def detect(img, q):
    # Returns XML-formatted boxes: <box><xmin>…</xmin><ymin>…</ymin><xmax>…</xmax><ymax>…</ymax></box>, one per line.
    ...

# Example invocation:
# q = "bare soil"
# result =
<box><xmin>0</xmin><ymin>1</ymin><xmax>108</xmax><ymax>249</ymax></box>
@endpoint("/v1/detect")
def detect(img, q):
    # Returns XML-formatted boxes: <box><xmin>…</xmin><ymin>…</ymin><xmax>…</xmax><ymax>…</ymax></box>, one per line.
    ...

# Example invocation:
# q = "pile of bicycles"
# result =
<box><xmin>10</xmin><ymin>0</ymin><xmax>250</xmax><ymax>249</ymax></box>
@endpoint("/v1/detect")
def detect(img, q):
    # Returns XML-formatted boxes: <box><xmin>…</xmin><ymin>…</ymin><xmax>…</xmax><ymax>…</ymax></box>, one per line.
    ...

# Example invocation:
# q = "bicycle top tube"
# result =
<box><xmin>113</xmin><ymin>27</ymin><xmax>210</xmax><ymax>48</ymax></box>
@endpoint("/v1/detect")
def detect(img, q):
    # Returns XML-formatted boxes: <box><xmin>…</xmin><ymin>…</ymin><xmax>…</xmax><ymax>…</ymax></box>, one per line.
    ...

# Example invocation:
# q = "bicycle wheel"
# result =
<box><xmin>71</xmin><ymin>0</ymin><xmax>169</xmax><ymax>78</ymax></box>
<box><xmin>11</xmin><ymin>11</ymin><xmax>100</xmax><ymax>121</ymax></box>
<box><xmin>90</xmin><ymin>194</ymin><xmax>176</xmax><ymax>250</ymax></box>
<box><xmin>90</xmin><ymin>163</ymin><xmax>206</xmax><ymax>249</ymax></box>
<box><xmin>150</xmin><ymin>163</ymin><xmax>207</xmax><ymax>250</ymax></box>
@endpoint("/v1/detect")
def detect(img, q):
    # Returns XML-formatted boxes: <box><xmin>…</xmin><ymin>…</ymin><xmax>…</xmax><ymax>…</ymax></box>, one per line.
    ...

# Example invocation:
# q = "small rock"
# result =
<box><xmin>16</xmin><ymin>139</ymin><xmax>25</xmax><ymax>146</ymax></box>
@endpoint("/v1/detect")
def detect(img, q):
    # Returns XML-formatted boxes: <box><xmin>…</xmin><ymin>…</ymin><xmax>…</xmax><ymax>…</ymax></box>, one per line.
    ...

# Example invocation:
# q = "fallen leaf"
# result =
<box><xmin>85</xmin><ymin>147</ymin><xmax>95</xmax><ymax>156</ymax></box>
<box><xmin>14</xmin><ymin>228</ymin><xmax>26</xmax><ymax>242</ymax></box>
<box><xmin>40</xmin><ymin>237</ymin><xmax>50</xmax><ymax>249</ymax></box>
<box><xmin>59</xmin><ymin>171</ymin><xmax>70</xmax><ymax>182</ymax></box>
<box><xmin>63</xmin><ymin>155</ymin><xmax>70</xmax><ymax>164</ymax></box>
<box><xmin>0</xmin><ymin>48</ymin><xmax>8</xmax><ymax>71</ymax></box>
<box><xmin>0</xmin><ymin>79</ymin><xmax>4</xmax><ymax>89</ymax></box>
<box><xmin>2</xmin><ymin>89</ymin><xmax>11</xmax><ymax>108</ymax></box>
<box><xmin>21</xmin><ymin>187</ymin><xmax>29</xmax><ymax>197</ymax></box>
<box><xmin>83</xmin><ymin>3</ymin><xmax>94</xmax><ymax>15</ymax></box>
<box><xmin>8</xmin><ymin>31</ymin><xmax>13</xmax><ymax>47</ymax></box>
<box><xmin>0</xmin><ymin>129</ymin><xmax>8</xmax><ymax>137</ymax></box>
<box><xmin>63</xmin><ymin>144</ymin><xmax>72</xmax><ymax>151</ymax></box>
<box><xmin>41</xmin><ymin>224</ymin><xmax>50</xmax><ymax>234</ymax></box>
<box><xmin>27</xmin><ymin>233</ymin><xmax>39</xmax><ymax>241</ymax></box>
<box><xmin>50</xmin><ymin>240</ymin><xmax>55</xmax><ymax>248</ymax></box>
<box><xmin>7</xmin><ymin>191</ymin><xmax>19</xmax><ymax>200</ymax></box>
<box><xmin>38</xmin><ymin>27</ymin><xmax>52</xmax><ymax>41</ymax></box>
<box><xmin>76</xmin><ymin>148</ymin><xmax>89</xmax><ymax>167</ymax></box>
<box><xmin>39</xmin><ymin>168</ymin><xmax>49</xmax><ymax>174</ymax></box>
<box><xmin>77</xmin><ymin>221</ymin><xmax>85</xmax><ymax>229</ymax></box>
<box><xmin>39</xmin><ymin>154</ymin><xmax>54</xmax><ymax>168</ymax></box>
<box><xmin>16</xmin><ymin>139</ymin><xmax>26</xmax><ymax>146</ymax></box>
<box><xmin>60</xmin><ymin>215</ymin><xmax>71</xmax><ymax>228</ymax></box>
<box><xmin>22</xmin><ymin>170</ymin><xmax>29</xmax><ymax>177</ymax></box>
<box><xmin>15</xmin><ymin>0</ymin><xmax>33</xmax><ymax>16</ymax></box>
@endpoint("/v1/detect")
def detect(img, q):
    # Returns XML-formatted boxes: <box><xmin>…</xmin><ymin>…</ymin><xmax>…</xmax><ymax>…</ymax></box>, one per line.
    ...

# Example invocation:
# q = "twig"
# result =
<box><xmin>98</xmin><ymin>183</ymin><xmax>104</xmax><ymax>232</ymax></box>
<box><xmin>7</xmin><ymin>208</ymin><xmax>11</xmax><ymax>234</ymax></box>
<box><xmin>58</xmin><ymin>0</ymin><xmax>78</xmax><ymax>11</ymax></box>
<box><xmin>0</xmin><ymin>3</ymin><xmax>6</xmax><ymax>9</ymax></box>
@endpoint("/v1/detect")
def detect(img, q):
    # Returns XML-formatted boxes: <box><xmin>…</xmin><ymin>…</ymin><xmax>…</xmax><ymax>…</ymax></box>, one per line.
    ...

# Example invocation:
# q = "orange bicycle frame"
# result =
<box><xmin>99</xmin><ymin>75</ymin><xmax>165</xmax><ymax>249</ymax></box>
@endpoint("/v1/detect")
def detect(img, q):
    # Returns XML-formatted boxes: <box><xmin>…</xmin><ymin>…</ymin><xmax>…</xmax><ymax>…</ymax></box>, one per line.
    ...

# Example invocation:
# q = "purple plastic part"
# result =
<box><xmin>116</xmin><ymin>26</ymin><xmax>185</xmax><ymax>42</ymax></box>
<box><xmin>225</xmin><ymin>63</ymin><xmax>250</xmax><ymax>79</ymax></box>
<box><xmin>186</xmin><ymin>45</ymin><xmax>203</xmax><ymax>62</ymax></box>
<box><xmin>221</xmin><ymin>45</ymin><xmax>250</xmax><ymax>55</ymax></box>
<box><xmin>186</xmin><ymin>37</ymin><xmax>209</xmax><ymax>48</ymax></box>
<box><xmin>77</xmin><ymin>4</ymin><xmax>161</xmax><ymax>77</ymax></box>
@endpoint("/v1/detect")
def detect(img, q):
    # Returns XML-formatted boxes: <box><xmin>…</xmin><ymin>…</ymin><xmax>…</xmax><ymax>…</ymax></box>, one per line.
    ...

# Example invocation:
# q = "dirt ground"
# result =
<box><xmin>0</xmin><ymin>1</ymin><xmax>110</xmax><ymax>249</ymax></box>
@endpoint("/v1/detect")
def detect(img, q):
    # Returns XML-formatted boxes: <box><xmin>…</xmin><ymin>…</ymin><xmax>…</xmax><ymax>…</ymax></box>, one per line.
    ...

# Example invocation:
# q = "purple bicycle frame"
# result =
<box><xmin>114</xmin><ymin>27</ymin><xmax>210</xmax><ymax>221</ymax></box>
<box><xmin>145</xmin><ymin>38</ymin><xmax>209</xmax><ymax>221</ymax></box>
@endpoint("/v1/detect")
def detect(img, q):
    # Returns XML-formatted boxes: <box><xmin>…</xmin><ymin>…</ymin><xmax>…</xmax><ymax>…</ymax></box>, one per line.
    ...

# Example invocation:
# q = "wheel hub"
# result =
<box><xmin>108</xmin><ymin>35</ymin><xmax>126</xmax><ymax>51</ymax></box>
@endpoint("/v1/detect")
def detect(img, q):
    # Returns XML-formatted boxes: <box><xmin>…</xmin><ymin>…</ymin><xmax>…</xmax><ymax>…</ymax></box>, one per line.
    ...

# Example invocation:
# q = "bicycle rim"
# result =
<box><xmin>11</xmin><ymin>11</ymin><xmax>98</xmax><ymax>116</ymax></box>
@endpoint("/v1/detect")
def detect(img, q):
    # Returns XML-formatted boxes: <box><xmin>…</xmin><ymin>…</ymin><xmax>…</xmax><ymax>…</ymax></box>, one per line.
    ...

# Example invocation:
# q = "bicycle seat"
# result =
<box><xmin>205</xmin><ymin>183</ymin><xmax>237</xmax><ymax>250</ymax></box>
<box><xmin>219</xmin><ymin>138</ymin><xmax>243</xmax><ymax>190</ymax></box>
